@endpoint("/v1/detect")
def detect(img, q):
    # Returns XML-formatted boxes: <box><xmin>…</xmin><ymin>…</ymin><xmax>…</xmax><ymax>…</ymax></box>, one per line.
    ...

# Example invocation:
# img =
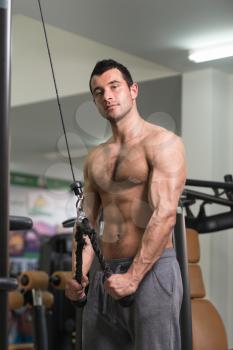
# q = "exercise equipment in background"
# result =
<box><xmin>187</xmin><ymin>228</ymin><xmax>229</xmax><ymax>350</ymax></box>
<box><xmin>8</xmin><ymin>285</ymin><xmax>54</xmax><ymax>350</ymax></box>
<box><xmin>39</xmin><ymin>234</ymin><xmax>75</xmax><ymax>350</ymax></box>
<box><xmin>184</xmin><ymin>174</ymin><xmax>233</xmax><ymax>233</ymax></box>
<box><xmin>17</xmin><ymin>271</ymin><xmax>52</xmax><ymax>350</ymax></box>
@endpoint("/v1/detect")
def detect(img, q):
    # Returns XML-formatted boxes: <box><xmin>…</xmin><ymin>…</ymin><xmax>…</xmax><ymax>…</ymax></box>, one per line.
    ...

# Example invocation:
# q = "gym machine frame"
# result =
<box><xmin>0</xmin><ymin>1</ymin><xmax>18</xmax><ymax>349</ymax></box>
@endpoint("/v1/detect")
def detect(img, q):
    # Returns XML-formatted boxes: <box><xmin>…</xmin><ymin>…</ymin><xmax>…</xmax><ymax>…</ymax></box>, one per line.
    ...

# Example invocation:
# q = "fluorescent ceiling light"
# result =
<box><xmin>188</xmin><ymin>43</ymin><xmax>233</xmax><ymax>63</ymax></box>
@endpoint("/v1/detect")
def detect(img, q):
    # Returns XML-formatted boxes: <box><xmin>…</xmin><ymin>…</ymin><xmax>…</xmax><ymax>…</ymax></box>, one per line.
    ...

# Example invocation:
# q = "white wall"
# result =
<box><xmin>12</xmin><ymin>15</ymin><xmax>177</xmax><ymax>107</ymax></box>
<box><xmin>182</xmin><ymin>68</ymin><xmax>233</xmax><ymax>347</ymax></box>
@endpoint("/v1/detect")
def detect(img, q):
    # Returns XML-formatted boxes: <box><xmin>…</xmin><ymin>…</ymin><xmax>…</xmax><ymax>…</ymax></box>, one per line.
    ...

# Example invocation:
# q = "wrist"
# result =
<box><xmin>126</xmin><ymin>270</ymin><xmax>140</xmax><ymax>291</ymax></box>
<box><xmin>81</xmin><ymin>266</ymin><xmax>89</xmax><ymax>277</ymax></box>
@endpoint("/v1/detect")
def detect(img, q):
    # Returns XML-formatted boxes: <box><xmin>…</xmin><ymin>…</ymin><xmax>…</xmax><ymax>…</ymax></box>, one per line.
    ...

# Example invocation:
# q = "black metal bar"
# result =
<box><xmin>63</xmin><ymin>217</ymin><xmax>76</xmax><ymax>228</ymax></box>
<box><xmin>33</xmin><ymin>305</ymin><xmax>49</xmax><ymax>350</ymax></box>
<box><xmin>9</xmin><ymin>215</ymin><xmax>33</xmax><ymax>230</ymax></box>
<box><xmin>0</xmin><ymin>278</ymin><xmax>18</xmax><ymax>290</ymax></box>
<box><xmin>224</xmin><ymin>175</ymin><xmax>233</xmax><ymax>201</ymax></box>
<box><xmin>0</xmin><ymin>1</ymin><xmax>11</xmax><ymax>349</ymax></box>
<box><xmin>186</xmin><ymin>211</ymin><xmax>233</xmax><ymax>233</ymax></box>
<box><xmin>75</xmin><ymin>308</ymin><xmax>83</xmax><ymax>350</ymax></box>
<box><xmin>186</xmin><ymin>178</ymin><xmax>233</xmax><ymax>190</ymax></box>
<box><xmin>184</xmin><ymin>189</ymin><xmax>233</xmax><ymax>207</ymax></box>
<box><xmin>174</xmin><ymin>208</ymin><xmax>193</xmax><ymax>350</ymax></box>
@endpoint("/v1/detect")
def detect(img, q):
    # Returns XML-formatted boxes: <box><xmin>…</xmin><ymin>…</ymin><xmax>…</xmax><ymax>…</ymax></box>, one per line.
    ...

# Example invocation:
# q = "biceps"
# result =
<box><xmin>83</xmin><ymin>190</ymin><xmax>101</xmax><ymax>225</ymax></box>
<box><xmin>149</xmin><ymin>172</ymin><xmax>185</xmax><ymax>214</ymax></box>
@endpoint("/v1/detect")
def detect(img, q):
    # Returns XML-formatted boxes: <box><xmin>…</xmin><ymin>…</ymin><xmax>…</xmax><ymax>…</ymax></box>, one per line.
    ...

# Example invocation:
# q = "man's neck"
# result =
<box><xmin>110</xmin><ymin>113</ymin><xmax>145</xmax><ymax>145</ymax></box>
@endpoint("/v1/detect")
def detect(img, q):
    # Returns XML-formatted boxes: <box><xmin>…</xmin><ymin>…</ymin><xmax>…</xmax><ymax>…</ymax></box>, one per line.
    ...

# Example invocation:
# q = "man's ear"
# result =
<box><xmin>130</xmin><ymin>83</ymin><xmax>138</xmax><ymax>99</ymax></box>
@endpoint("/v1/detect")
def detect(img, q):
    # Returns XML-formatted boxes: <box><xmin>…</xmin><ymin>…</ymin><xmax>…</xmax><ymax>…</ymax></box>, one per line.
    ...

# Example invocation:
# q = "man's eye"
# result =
<box><xmin>94</xmin><ymin>90</ymin><xmax>103</xmax><ymax>97</ymax></box>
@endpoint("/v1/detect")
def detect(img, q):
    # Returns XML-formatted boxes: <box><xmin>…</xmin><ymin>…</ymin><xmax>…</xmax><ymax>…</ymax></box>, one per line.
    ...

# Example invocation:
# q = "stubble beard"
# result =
<box><xmin>103</xmin><ymin>104</ymin><xmax>132</xmax><ymax>124</ymax></box>
<box><xmin>105</xmin><ymin>113</ymin><xmax>125</xmax><ymax>124</ymax></box>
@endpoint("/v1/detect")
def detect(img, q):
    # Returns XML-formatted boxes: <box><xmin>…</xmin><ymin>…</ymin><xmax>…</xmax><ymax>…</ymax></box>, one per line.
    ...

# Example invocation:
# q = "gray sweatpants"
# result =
<box><xmin>82</xmin><ymin>248</ymin><xmax>183</xmax><ymax>350</ymax></box>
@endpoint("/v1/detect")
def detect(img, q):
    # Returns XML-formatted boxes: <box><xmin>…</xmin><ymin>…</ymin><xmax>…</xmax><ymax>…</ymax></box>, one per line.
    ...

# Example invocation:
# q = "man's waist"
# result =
<box><xmin>102</xmin><ymin>248</ymin><xmax>176</xmax><ymax>274</ymax></box>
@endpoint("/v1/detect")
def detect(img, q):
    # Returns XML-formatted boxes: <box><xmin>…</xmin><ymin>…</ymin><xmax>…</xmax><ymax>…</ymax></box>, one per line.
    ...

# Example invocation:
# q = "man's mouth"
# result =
<box><xmin>106</xmin><ymin>104</ymin><xmax>118</xmax><ymax>111</ymax></box>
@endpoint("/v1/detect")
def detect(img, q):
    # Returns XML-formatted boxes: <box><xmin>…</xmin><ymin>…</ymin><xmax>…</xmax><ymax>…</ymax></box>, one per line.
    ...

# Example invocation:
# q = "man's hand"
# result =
<box><xmin>104</xmin><ymin>272</ymin><xmax>139</xmax><ymax>299</ymax></box>
<box><xmin>65</xmin><ymin>275</ymin><xmax>89</xmax><ymax>301</ymax></box>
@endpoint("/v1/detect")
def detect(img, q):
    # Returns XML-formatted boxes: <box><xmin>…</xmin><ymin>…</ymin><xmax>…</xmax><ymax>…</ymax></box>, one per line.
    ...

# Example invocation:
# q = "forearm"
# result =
<box><xmin>127</xmin><ymin>210</ymin><xmax>176</xmax><ymax>286</ymax></box>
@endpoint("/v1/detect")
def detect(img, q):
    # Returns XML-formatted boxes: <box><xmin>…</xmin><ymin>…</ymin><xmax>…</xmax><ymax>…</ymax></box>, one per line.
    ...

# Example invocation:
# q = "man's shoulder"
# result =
<box><xmin>144</xmin><ymin>123</ymin><xmax>180</xmax><ymax>147</ymax></box>
<box><xmin>85</xmin><ymin>141</ymin><xmax>109</xmax><ymax>164</ymax></box>
<box><xmin>143</xmin><ymin>123</ymin><xmax>184</xmax><ymax>162</ymax></box>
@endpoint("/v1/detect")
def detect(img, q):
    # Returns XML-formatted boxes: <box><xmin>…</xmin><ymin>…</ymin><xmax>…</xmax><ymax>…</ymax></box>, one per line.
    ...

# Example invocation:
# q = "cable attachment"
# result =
<box><xmin>70</xmin><ymin>181</ymin><xmax>88</xmax><ymax>307</ymax></box>
<box><xmin>71</xmin><ymin>181</ymin><xmax>134</xmax><ymax>307</ymax></box>
<box><xmin>70</xmin><ymin>181</ymin><xmax>86</xmax><ymax>222</ymax></box>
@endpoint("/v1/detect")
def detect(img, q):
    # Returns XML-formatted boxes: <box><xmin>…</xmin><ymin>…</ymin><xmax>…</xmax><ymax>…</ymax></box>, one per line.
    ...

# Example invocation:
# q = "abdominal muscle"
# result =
<box><xmin>98</xmin><ymin>187</ymin><xmax>147</xmax><ymax>259</ymax></box>
<box><xmin>98</xmin><ymin>196</ymin><xmax>173</xmax><ymax>260</ymax></box>
<box><xmin>100</xmin><ymin>221</ymin><xmax>144</xmax><ymax>259</ymax></box>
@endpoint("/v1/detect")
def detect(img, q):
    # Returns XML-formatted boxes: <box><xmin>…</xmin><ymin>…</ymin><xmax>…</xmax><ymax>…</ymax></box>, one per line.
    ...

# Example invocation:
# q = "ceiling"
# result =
<box><xmin>12</xmin><ymin>0</ymin><xmax>233</xmax><ymax>74</ymax></box>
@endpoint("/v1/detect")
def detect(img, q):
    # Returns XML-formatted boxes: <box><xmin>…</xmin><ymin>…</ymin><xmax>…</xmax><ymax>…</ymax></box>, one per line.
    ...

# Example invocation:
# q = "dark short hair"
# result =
<box><xmin>89</xmin><ymin>59</ymin><xmax>134</xmax><ymax>93</ymax></box>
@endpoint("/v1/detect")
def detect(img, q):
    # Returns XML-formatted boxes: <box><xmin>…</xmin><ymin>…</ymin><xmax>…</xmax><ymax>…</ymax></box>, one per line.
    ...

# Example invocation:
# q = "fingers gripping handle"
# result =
<box><xmin>72</xmin><ymin>291</ymin><xmax>87</xmax><ymax>308</ymax></box>
<box><xmin>72</xmin><ymin>273</ymin><xmax>87</xmax><ymax>308</ymax></box>
<box><xmin>104</xmin><ymin>270</ymin><xmax>134</xmax><ymax>308</ymax></box>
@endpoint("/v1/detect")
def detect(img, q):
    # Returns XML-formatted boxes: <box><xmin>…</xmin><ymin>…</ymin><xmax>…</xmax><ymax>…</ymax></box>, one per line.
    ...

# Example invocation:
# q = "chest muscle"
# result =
<box><xmin>90</xmin><ymin>146</ymin><xmax>149</xmax><ymax>192</ymax></box>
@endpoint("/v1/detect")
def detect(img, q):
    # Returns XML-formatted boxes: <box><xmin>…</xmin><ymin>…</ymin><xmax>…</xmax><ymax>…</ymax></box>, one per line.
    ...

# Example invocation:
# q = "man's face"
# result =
<box><xmin>90</xmin><ymin>68</ymin><xmax>138</xmax><ymax>122</ymax></box>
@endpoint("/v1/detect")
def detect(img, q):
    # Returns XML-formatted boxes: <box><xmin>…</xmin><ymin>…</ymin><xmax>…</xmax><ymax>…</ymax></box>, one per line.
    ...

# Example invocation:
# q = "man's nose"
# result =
<box><xmin>103</xmin><ymin>89</ymin><xmax>113</xmax><ymax>101</ymax></box>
